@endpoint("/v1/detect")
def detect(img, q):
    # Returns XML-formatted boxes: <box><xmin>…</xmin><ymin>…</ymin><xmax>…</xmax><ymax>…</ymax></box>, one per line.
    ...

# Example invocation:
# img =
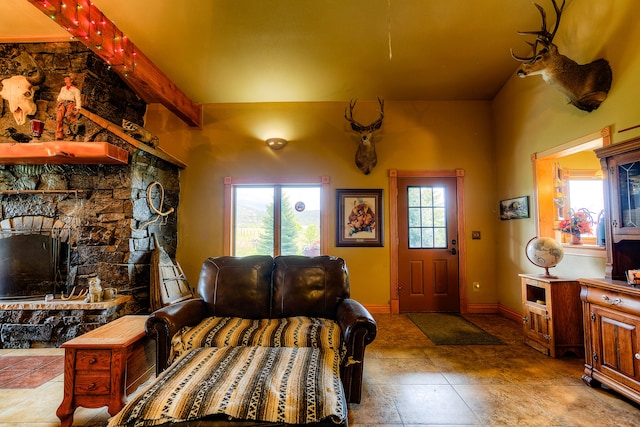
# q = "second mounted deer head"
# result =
<box><xmin>511</xmin><ymin>0</ymin><xmax>612</xmax><ymax>112</ymax></box>
<box><xmin>344</xmin><ymin>97</ymin><xmax>384</xmax><ymax>175</ymax></box>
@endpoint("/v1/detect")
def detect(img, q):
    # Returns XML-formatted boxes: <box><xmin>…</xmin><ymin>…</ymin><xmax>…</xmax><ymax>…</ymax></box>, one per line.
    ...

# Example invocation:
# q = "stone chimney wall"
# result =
<box><xmin>0</xmin><ymin>42</ymin><xmax>180</xmax><ymax>318</ymax></box>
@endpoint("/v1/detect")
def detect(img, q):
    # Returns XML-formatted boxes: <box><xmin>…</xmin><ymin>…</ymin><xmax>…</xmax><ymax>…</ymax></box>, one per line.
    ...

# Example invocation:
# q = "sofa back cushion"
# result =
<box><xmin>272</xmin><ymin>255</ymin><xmax>350</xmax><ymax>319</ymax></box>
<box><xmin>198</xmin><ymin>255</ymin><xmax>274</xmax><ymax>319</ymax></box>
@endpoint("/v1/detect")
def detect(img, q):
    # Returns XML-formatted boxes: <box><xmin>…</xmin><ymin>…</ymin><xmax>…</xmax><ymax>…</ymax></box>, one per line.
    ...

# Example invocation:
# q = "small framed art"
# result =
<box><xmin>500</xmin><ymin>195</ymin><xmax>530</xmax><ymax>220</ymax></box>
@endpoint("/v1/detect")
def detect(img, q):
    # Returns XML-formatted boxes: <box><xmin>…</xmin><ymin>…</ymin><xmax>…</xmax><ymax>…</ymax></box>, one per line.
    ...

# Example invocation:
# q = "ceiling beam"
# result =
<box><xmin>26</xmin><ymin>0</ymin><xmax>202</xmax><ymax>128</ymax></box>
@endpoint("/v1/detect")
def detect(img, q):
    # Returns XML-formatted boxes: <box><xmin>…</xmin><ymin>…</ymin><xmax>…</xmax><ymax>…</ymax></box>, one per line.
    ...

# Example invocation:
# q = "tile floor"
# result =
<box><xmin>0</xmin><ymin>355</ymin><xmax>63</xmax><ymax>389</ymax></box>
<box><xmin>0</xmin><ymin>313</ymin><xmax>638</xmax><ymax>426</ymax></box>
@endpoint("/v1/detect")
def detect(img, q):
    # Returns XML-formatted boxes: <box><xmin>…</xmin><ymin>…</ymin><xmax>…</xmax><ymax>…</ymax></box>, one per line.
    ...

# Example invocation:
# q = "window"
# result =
<box><xmin>533</xmin><ymin>127</ymin><xmax>610</xmax><ymax>252</ymax></box>
<box><xmin>563</xmin><ymin>171</ymin><xmax>604</xmax><ymax>241</ymax></box>
<box><xmin>407</xmin><ymin>186</ymin><xmax>447</xmax><ymax>248</ymax></box>
<box><xmin>224</xmin><ymin>177</ymin><xmax>330</xmax><ymax>256</ymax></box>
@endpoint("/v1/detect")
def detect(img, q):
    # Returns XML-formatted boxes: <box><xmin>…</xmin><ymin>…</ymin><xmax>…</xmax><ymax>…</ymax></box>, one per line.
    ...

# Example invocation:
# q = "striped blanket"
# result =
<box><xmin>107</xmin><ymin>346</ymin><xmax>347</xmax><ymax>427</ymax></box>
<box><xmin>170</xmin><ymin>316</ymin><xmax>344</xmax><ymax>363</ymax></box>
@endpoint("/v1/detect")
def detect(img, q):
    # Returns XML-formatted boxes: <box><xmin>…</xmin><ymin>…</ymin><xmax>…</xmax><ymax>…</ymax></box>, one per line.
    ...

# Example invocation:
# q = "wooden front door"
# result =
<box><xmin>397</xmin><ymin>176</ymin><xmax>459</xmax><ymax>312</ymax></box>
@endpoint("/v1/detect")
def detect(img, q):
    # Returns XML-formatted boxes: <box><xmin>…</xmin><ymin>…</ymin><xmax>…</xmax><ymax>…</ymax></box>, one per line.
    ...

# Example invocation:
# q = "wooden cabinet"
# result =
<box><xmin>57</xmin><ymin>315</ymin><xmax>155</xmax><ymax>427</ymax></box>
<box><xmin>595</xmin><ymin>136</ymin><xmax>640</xmax><ymax>279</ymax></box>
<box><xmin>579</xmin><ymin>278</ymin><xmax>640</xmax><ymax>405</ymax></box>
<box><xmin>520</xmin><ymin>274</ymin><xmax>584</xmax><ymax>358</ymax></box>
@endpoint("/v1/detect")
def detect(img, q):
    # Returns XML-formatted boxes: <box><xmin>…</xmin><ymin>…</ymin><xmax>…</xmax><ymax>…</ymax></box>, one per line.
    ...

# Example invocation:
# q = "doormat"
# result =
<box><xmin>407</xmin><ymin>313</ymin><xmax>505</xmax><ymax>345</ymax></box>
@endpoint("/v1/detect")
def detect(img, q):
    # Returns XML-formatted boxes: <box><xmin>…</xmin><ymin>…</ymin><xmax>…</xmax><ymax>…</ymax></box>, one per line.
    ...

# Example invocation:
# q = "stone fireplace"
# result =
<box><xmin>0</xmin><ymin>42</ymin><xmax>181</xmax><ymax>348</ymax></box>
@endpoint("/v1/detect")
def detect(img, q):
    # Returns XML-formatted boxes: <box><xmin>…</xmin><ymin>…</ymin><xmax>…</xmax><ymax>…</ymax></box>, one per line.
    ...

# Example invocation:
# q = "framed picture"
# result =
<box><xmin>336</xmin><ymin>189</ymin><xmax>383</xmax><ymax>247</ymax></box>
<box><xmin>500</xmin><ymin>195</ymin><xmax>530</xmax><ymax>220</ymax></box>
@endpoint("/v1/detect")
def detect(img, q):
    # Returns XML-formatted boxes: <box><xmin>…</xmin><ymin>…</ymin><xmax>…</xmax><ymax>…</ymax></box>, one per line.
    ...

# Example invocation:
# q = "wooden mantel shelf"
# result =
<box><xmin>0</xmin><ymin>141</ymin><xmax>128</xmax><ymax>165</ymax></box>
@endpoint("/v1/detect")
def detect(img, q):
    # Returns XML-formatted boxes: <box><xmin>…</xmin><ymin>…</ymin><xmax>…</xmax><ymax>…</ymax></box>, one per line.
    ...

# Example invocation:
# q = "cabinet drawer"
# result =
<box><xmin>74</xmin><ymin>373</ymin><xmax>111</xmax><ymax>395</ymax></box>
<box><xmin>75</xmin><ymin>350</ymin><xmax>111</xmax><ymax>370</ymax></box>
<box><xmin>584</xmin><ymin>287</ymin><xmax>640</xmax><ymax>316</ymax></box>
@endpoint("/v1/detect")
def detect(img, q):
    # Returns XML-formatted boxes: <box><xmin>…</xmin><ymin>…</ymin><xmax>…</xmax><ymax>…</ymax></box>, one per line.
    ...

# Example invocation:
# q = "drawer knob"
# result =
<box><xmin>601</xmin><ymin>295</ymin><xmax>622</xmax><ymax>305</ymax></box>
<box><xmin>88</xmin><ymin>383</ymin><xmax>96</xmax><ymax>390</ymax></box>
<box><xmin>89</xmin><ymin>357</ymin><xmax>97</xmax><ymax>364</ymax></box>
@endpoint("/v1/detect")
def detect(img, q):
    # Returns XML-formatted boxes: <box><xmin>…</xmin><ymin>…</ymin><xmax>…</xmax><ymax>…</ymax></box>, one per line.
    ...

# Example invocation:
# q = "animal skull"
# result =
<box><xmin>0</xmin><ymin>55</ymin><xmax>45</xmax><ymax>125</ymax></box>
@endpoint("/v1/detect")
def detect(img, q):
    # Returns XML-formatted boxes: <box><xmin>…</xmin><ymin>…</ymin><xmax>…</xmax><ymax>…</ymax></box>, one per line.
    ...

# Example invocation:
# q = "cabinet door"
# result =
<box><xmin>523</xmin><ymin>302</ymin><xmax>551</xmax><ymax>354</ymax></box>
<box><xmin>608</xmin><ymin>154</ymin><xmax>640</xmax><ymax>241</ymax></box>
<box><xmin>590</xmin><ymin>305</ymin><xmax>640</xmax><ymax>387</ymax></box>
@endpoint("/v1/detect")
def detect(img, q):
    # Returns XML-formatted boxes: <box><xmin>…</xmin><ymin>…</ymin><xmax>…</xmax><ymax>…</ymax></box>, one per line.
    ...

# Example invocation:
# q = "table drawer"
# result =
<box><xmin>75</xmin><ymin>350</ymin><xmax>111</xmax><ymax>370</ymax></box>
<box><xmin>74</xmin><ymin>373</ymin><xmax>110</xmax><ymax>395</ymax></box>
<box><xmin>584</xmin><ymin>286</ymin><xmax>640</xmax><ymax>316</ymax></box>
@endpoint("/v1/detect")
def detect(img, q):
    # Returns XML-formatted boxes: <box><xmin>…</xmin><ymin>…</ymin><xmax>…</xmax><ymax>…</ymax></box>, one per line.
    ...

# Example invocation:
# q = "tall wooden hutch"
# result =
<box><xmin>595</xmin><ymin>136</ymin><xmax>640</xmax><ymax>280</ymax></box>
<box><xmin>579</xmin><ymin>136</ymin><xmax>640</xmax><ymax>405</ymax></box>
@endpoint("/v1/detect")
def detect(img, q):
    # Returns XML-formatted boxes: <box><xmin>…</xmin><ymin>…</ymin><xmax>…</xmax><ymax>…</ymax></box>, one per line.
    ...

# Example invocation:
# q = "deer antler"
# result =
<box><xmin>511</xmin><ymin>0</ymin><xmax>565</xmax><ymax>63</ymax></box>
<box><xmin>344</xmin><ymin>97</ymin><xmax>384</xmax><ymax>132</ymax></box>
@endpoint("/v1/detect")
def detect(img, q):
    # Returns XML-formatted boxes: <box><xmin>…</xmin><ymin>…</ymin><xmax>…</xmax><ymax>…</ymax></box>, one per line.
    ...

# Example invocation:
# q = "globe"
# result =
<box><xmin>525</xmin><ymin>237</ymin><xmax>564</xmax><ymax>278</ymax></box>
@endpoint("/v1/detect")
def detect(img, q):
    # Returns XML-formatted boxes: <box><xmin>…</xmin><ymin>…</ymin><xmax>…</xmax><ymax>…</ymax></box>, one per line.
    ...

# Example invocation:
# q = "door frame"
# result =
<box><xmin>389</xmin><ymin>169</ymin><xmax>468</xmax><ymax>314</ymax></box>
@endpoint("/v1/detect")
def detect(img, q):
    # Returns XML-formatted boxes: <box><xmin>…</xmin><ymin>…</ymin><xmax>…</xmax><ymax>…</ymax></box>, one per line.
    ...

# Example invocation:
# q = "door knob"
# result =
<box><xmin>449</xmin><ymin>248</ymin><xmax>457</xmax><ymax>255</ymax></box>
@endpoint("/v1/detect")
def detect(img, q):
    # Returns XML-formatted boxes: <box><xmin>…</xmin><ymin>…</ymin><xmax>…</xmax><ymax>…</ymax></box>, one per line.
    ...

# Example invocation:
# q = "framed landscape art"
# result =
<box><xmin>500</xmin><ymin>195</ymin><xmax>530</xmax><ymax>220</ymax></box>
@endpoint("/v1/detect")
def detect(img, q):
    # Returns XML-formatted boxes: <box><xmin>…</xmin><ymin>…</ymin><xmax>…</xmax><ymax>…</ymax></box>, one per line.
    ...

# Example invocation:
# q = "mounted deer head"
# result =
<box><xmin>344</xmin><ymin>97</ymin><xmax>384</xmax><ymax>175</ymax></box>
<box><xmin>511</xmin><ymin>0</ymin><xmax>612</xmax><ymax>112</ymax></box>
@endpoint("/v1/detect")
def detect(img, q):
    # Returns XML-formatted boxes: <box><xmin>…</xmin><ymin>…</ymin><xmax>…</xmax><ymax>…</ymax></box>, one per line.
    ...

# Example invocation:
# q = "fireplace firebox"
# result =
<box><xmin>0</xmin><ymin>232</ymin><xmax>69</xmax><ymax>300</ymax></box>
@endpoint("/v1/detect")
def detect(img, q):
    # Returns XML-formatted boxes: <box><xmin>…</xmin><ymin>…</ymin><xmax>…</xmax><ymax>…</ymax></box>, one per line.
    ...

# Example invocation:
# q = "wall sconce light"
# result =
<box><xmin>266</xmin><ymin>137</ymin><xmax>287</xmax><ymax>150</ymax></box>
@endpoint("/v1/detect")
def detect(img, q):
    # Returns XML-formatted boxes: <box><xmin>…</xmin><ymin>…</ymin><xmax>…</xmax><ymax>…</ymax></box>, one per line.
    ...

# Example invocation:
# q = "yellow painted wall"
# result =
<box><xmin>492</xmin><ymin>0</ymin><xmax>640</xmax><ymax>312</ymax></box>
<box><xmin>145</xmin><ymin>0</ymin><xmax>639</xmax><ymax>314</ymax></box>
<box><xmin>146</xmin><ymin>101</ymin><xmax>497</xmax><ymax>308</ymax></box>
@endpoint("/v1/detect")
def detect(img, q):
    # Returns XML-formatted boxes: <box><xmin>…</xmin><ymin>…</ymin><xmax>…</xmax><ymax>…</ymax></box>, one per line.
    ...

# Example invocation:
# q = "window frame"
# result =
<box><xmin>223</xmin><ymin>176</ymin><xmax>330</xmax><ymax>256</ymax></box>
<box><xmin>532</xmin><ymin>127</ymin><xmax>610</xmax><ymax>257</ymax></box>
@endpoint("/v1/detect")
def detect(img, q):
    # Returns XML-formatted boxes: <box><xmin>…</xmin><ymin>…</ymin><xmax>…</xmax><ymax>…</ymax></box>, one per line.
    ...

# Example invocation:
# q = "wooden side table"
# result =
<box><xmin>56</xmin><ymin>315</ymin><xmax>155</xmax><ymax>427</ymax></box>
<box><xmin>520</xmin><ymin>274</ymin><xmax>584</xmax><ymax>358</ymax></box>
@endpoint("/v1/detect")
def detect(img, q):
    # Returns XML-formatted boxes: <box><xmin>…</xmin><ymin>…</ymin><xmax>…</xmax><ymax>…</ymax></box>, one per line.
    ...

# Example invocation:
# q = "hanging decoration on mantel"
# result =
<box><xmin>510</xmin><ymin>0</ymin><xmax>612</xmax><ymax>112</ymax></box>
<box><xmin>27</xmin><ymin>0</ymin><xmax>201</xmax><ymax>127</ymax></box>
<box><xmin>35</xmin><ymin>0</ymin><xmax>136</xmax><ymax>74</ymax></box>
<box><xmin>132</xmin><ymin>181</ymin><xmax>175</xmax><ymax>232</ymax></box>
<box><xmin>122</xmin><ymin>119</ymin><xmax>160</xmax><ymax>148</ymax></box>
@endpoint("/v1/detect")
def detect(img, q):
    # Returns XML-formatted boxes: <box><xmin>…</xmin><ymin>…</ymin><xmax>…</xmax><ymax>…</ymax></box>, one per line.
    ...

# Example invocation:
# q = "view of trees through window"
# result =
<box><xmin>234</xmin><ymin>186</ymin><xmax>321</xmax><ymax>257</ymax></box>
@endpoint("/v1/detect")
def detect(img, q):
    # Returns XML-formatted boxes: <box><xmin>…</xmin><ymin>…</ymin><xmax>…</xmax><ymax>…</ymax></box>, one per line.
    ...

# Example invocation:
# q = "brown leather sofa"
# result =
<box><xmin>145</xmin><ymin>254</ymin><xmax>377</xmax><ymax>404</ymax></box>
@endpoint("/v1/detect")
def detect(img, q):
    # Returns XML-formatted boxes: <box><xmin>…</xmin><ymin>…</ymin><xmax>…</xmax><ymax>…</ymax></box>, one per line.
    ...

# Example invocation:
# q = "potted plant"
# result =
<box><xmin>557</xmin><ymin>210</ymin><xmax>593</xmax><ymax>245</ymax></box>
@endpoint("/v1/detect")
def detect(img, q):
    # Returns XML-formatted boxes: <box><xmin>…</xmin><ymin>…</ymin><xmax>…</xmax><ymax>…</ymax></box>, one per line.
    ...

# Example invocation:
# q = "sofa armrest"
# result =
<box><xmin>145</xmin><ymin>298</ymin><xmax>208</xmax><ymax>374</ymax></box>
<box><xmin>336</xmin><ymin>298</ymin><xmax>377</xmax><ymax>359</ymax></box>
<box><xmin>336</xmin><ymin>298</ymin><xmax>377</xmax><ymax>403</ymax></box>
